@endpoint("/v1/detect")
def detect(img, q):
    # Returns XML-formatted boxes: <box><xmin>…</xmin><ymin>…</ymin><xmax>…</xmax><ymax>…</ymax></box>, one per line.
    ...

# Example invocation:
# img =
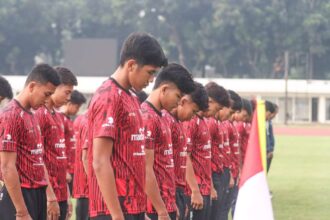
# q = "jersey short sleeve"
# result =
<box><xmin>142</xmin><ymin>108</ymin><xmax>158</xmax><ymax>150</ymax></box>
<box><xmin>0</xmin><ymin>111</ymin><xmax>22</xmax><ymax>152</ymax></box>
<box><xmin>91</xmin><ymin>91</ymin><xmax>121</xmax><ymax>140</ymax></box>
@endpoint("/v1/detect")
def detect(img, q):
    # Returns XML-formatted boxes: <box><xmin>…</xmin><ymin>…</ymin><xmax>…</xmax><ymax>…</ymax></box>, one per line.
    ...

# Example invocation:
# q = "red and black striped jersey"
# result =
<box><xmin>141</xmin><ymin>103</ymin><xmax>176</xmax><ymax>214</ymax></box>
<box><xmin>35</xmin><ymin>106</ymin><xmax>68</xmax><ymax>202</ymax></box>
<box><xmin>162</xmin><ymin>110</ymin><xmax>188</xmax><ymax>188</ymax></box>
<box><xmin>222</xmin><ymin>120</ymin><xmax>240</xmax><ymax>178</ymax></box>
<box><xmin>74</xmin><ymin>114</ymin><xmax>83</xmax><ymax>131</ymax></box>
<box><xmin>87</xmin><ymin>78</ymin><xmax>146</xmax><ymax>217</ymax></box>
<box><xmin>61</xmin><ymin>114</ymin><xmax>76</xmax><ymax>174</ymax></box>
<box><xmin>233</xmin><ymin>121</ymin><xmax>249</xmax><ymax>166</ymax></box>
<box><xmin>73</xmin><ymin>113</ymin><xmax>88</xmax><ymax>198</ymax></box>
<box><xmin>0</xmin><ymin>100</ymin><xmax>47</xmax><ymax>188</ymax></box>
<box><xmin>205</xmin><ymin>117</ymin><xmax>224</xmax><ymax>174</ymax></box>
<box><xmin>218</xmin><ymin>121</ymin><xmax>232</xmax><ymax>169</ymax></box>
<box><xmin>183</xmin><ymin>116</ymin><xmax>211</xmax><ymax>196</ymax></box>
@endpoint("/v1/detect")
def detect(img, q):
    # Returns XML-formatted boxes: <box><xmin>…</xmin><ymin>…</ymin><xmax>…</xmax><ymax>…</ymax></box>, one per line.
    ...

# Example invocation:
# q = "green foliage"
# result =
<box><xmin>1</xmin><ymin>0</ymin><xmax>330</xmax><ymax>79</ymax></box>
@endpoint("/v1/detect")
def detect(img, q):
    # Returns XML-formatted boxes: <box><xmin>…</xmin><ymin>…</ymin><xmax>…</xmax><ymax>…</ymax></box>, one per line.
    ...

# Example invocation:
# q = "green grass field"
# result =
<box><xmin>71</xmin><ymin>135</ymin><xmax>330</xmax><ymax>220</ymax></box>
<box><xmin>268</xmin><ymin>135</ymin><xmax>330</xmax><ymax>220</ymax></box>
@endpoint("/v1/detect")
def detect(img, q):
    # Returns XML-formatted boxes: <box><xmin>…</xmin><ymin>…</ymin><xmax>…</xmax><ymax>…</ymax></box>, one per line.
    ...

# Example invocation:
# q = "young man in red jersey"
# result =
<box><xmin>0</xmin><ymin>75</ymin><xmax>13</xmax><ymax>184</ymax></box>
<box><xmin>0</xmin><ymin>75</ymin><xmax>13</xmax><ymax>105</ymax></box>
<box><xmin>87</xmin><ymin>32</ymin><xmax>167</xmax><ymax>220</ymax></box>
<box><xmin>162</xmin><ymin>82</ymin><xmax>209</xmax><ymax>220</ymax></box>
<box><xmin>73</xmin><ymin>112</ymin><xmax>89</xmax><ymax>220</ymax></box>
<box><xmin>215</xmin><ymin>95</ymin><xmax>234</xmax><ymax>220</ymax></box>
<box><xmin>141</xmin><ymin>63</ymin><xmax>195</xmax><ymax>220</ymax></box>
<box><xmin>217</xmin><ymin>90</ymin><xmax>242</xmax><ymax>220</ymax></box>
<box><xmin>232</xmin><ymin>98</ymin><xmax>252</xmax><ymax>166</ymax></box>
<box><xmin>0</xmin><ymin>64</ymin><xmax>60</xmax><ymax>220</ymax></box>
<box><xmin>184</xmin><ymin>82</ymin><xmax>228</xmax><ymax>220</ymax></box>
<box><xmin>206</xmin><ymin>87</ymin><xmax>231</xmax><ymax>220</ymax></box>
<box><xmin>35</xmin><ymin>67</ymin><xmax>78</xmax><ymax>220</ymax></box>
<box><xmin>60</xmin><ymin>90</ymin><xmax>86</xmax><ymax>195</ymax></box>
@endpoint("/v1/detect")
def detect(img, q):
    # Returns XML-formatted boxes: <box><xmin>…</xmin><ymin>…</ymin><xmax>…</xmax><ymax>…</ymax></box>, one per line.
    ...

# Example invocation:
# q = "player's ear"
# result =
<box><xmin>179</xmin><ymin>96</ymin><xmax>187</xmax><ymax>106</ymax></box>
<box><xmin>126</xmin><ymin>59</ymin><xmax>138</xmax><ymax>73</ymax></box>
<box><xmin>160</xmin><ymin>84</ymin><xmax>169</xmax><ymax>95</ymax></box>
<box><xmin>28</xmin><ymin>81</ymin><xmax>37</xmax><ymax>93</ymax></box>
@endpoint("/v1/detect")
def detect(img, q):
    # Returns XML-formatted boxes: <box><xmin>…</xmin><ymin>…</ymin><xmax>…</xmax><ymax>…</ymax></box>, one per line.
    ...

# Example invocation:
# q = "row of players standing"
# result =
<box><xmin>0</xmin><ymin>66</ymin><xmax>87</xmax><ymax>220</ymax></box>
<box><xmin>0</xmin><ymin>32</ymin><xmax>277</xmax><ymax>220</ymax></box>
<box><xmin>78</xmin><ymin>33</ymin><xmax>252</xmax><ymax>220</ymax></box>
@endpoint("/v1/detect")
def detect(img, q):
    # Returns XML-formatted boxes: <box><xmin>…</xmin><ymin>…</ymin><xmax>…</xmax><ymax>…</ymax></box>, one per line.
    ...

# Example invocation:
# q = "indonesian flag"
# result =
<box><xmin>234</xmin><ymin>100</ymin><xmax>274</xmax><ymax>220</ymax></box>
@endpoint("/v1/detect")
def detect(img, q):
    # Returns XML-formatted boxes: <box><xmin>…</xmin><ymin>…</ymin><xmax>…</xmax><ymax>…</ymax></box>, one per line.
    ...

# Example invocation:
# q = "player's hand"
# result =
<box><xmin>16</xmin><ymin>211</ymin><xmax>32</xmax><ymax>220</ymax></box>
<box><xmin>191</xmin><ymin>190</ymin><xmax>203</xmax><ymax>210</ymax></box>
<box><xmin>211</xmin><ymin>187</ymin><xmax>218</xmax><ymax>200</ymax></box>
<box><xmin>16</xmin><ymin>215</ymin><xmax>32</xmax><ymax>220</ymax></box>
<box><xmin>176</xmin><ymin>205</ymin><xmax>180</xmax><ymax>220</ymax></box>
<box><xmin>267</xmin><ymin>152</ymin><xmax>273</xmax><ymax>159</ymax></box>
<box><xmin>158</xmin><ymin>214</ymin><xmax>171</xmax><ymax>220</ymax></box>
<box><xmin>184</xmin><ymin>203</ymin><xmax>189</xmax><ymax>219</ymax></box>
<box><xmin>66</xmin><ymin>199</ymin><xmax>73</xmax><ymax>219</ymax></box>
<box><xmin>111</xmin><ymin>215</ymin><xmax>125</xmax><ymax>220</ymax></box>
<box><xmin>47</xmin><ymin>200</ymin><xmax>60</xmax><ymax>220</ymax></box>
<box><xmin>66</xmin><ymin>172</ymin><xmax>72</xmax><ymax>183</ymax></box>
<box><xmin>229</xmin><ymin>175</ymin><xmax>235</xmax><ymax>188</ymax></box>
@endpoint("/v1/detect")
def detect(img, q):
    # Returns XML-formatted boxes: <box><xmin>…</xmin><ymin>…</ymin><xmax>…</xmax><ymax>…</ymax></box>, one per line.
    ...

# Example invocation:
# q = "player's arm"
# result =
<box><xmin>64</xmin><ymin>124</ymin><xmax>73</xmax><ymax>184</ymax></box>
<box><xmin>0</xmin><ymin>151</ymin><xmax>32</xmax><ymax>219</ymax></box>
<box><xmin>66</xmin><ymin>184</ymin><xmax>72</xmax><ymax>219</ymax></box>
<box><xmin>210</xmin><ymin>176</ymin><xmax>218</xmax><ymax>200</ymax></box>
<box><xmin>43</xmin><ymin>165</ymin><xmax>60</xmax><ymax>219</ymax></box>
<box><xmin>93</xmin><ymin>137</ymin><xmax>124</xmax><ymax>220</ymax></box>
<box><xmin>145</xmin><ymin>149</ymin><xmax>169</xmax><ymax>218</ymax></box>
<box><xmin>65</xmin><ymin>154</ymin><xmax>73</xmax><ymax>184</ymax></box>
<box><xmin>229</xmin><ymin>171</ymin><xmax>235</xmax><ymax>188</ymax></box>
<box><xmin>82</xmin><ymin>137</ymin><xmax>88</xmax><ymax>175</ymax></box>
<box><xmin>37</xmin><ymin>113</ymin><xmax>60</xmax><ymax>219</ymax></box>
<box><xmin>209</xmin><ymin>124</ymin><xmax>218</xmax><ymax>200</ymax></box>
<box><xmin>185</xmin><ymin>153</ymin><xmax>203</xmax><ymax>210</ymax></box>
<box><xmin>82</xmin><ymin>148</ymin><xmax>88</xmax><ymax>175</ymax></box>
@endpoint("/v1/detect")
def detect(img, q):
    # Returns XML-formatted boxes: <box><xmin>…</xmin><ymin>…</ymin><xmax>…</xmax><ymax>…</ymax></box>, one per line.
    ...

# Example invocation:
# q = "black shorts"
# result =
<box><xmin>0</xmin><ymin>185</ymin><xmax>47</xmax><ymax>220</ymax></box>
<box><xmin>59</xmin><ymin>200</ymin><xmax>68</xmax><ymax>220</ymax></box>
<box><xmin>147</xmin><ymin>212</ymin><xmax>176</xmax><ymax>220</ymax></box>
<box><xmin>185</xmin><ymin>194</ymin><xmax>211</xmax><ymax>220</ymax></box>
<box><xmin>210</xmin><ymin>171</ymin><xmax>228</xmax><ymax>220</ymax></box>
<box><xmin>90</xmin><ymin>213</ymin><xmax>145</xmax><ymax>220</ymax></box>
<box><xmin>90</xmin><ymin>196</ymin><xmax>145</xmax><ymax>220</ymax></box>
<box><xmin>176</xmin><ymin>187</ymin><xmax>188</xmax><ymax>220</ymax></box>
<box><xmin>76</xmin><ymin>197</ymin><xmax>89</xmax><ymax>220</ymax></box>
<box><xmin>68</xmin><ymin>174</ymin><xmax>74</xmax><ymax>195</ymax></box>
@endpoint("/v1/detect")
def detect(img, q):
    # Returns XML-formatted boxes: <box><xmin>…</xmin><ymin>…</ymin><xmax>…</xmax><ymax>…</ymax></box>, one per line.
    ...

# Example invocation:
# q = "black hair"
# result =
<box><xmin>54</xmin><ymin>66</ymin><xmax>78</xmax><ymax>86</ymax></box>
<box><xmin>136</xmin><ymin>90</ymin><xmax>148</xmax><ymax>104</ymax></box>
<box><xmin>70</xmin><ymin>90</ymin><xmax>86</xmax><ymax>105</ymax></box>
<box><xmin>25</xmin><ymin>64</ymin><xmax>61</xmax><ymax>87</ymax></box>
<box><xmin>228</xmin><ymin>90</ymin><xmax>242</xmax><ymax>111</ymax></box>
<box><xmin>205</xmin><ymin>82</ymin><xmax>230</xmax><ymax>107</ymax></box>
<box><xmin>120</xmin><ymin>32</ymin><xmax>168</xmax><ymax>67</ymax></box>
<box><xmin>190</xmin><ymin>82</ymin><xmax>209</xmax><ymax>111</ymax></box>
<box><xmin>265</xmin><ymin>100</ymin><xmax>276</xmax><ymax>113</ymax></box>
<box><xmin>153</xmin><ymin>63</ymin><xmax>194</xmax><ymax>94</ymax></box>
<box><xmin>0</xmin><ymin>75</ymin><xmax>13</xmax><ymax>99</ymax></box>
<box><xmin>250</xmin><ymin>99</ymin><xmax>256</xmax><ymax>113</ymax></box>
<box><xmin>241</xmin><ymin>98</ymin><xmax>252</xmax><ymax>116</ymax></box>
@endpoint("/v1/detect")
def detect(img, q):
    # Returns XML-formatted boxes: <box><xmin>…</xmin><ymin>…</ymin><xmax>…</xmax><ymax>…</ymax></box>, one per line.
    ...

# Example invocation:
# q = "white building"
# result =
<box><xmin>3</xmin><ymin>75</ymin><xmax>330</xmax><ymax>124</ymax></box>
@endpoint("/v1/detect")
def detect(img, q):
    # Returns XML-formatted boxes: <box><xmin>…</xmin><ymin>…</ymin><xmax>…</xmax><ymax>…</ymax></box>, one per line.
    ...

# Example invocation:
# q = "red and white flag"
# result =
<box><xmin>234</xmin><ymin>100</ymin><xmax>274</xmax><ymax>220</ymax></box>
